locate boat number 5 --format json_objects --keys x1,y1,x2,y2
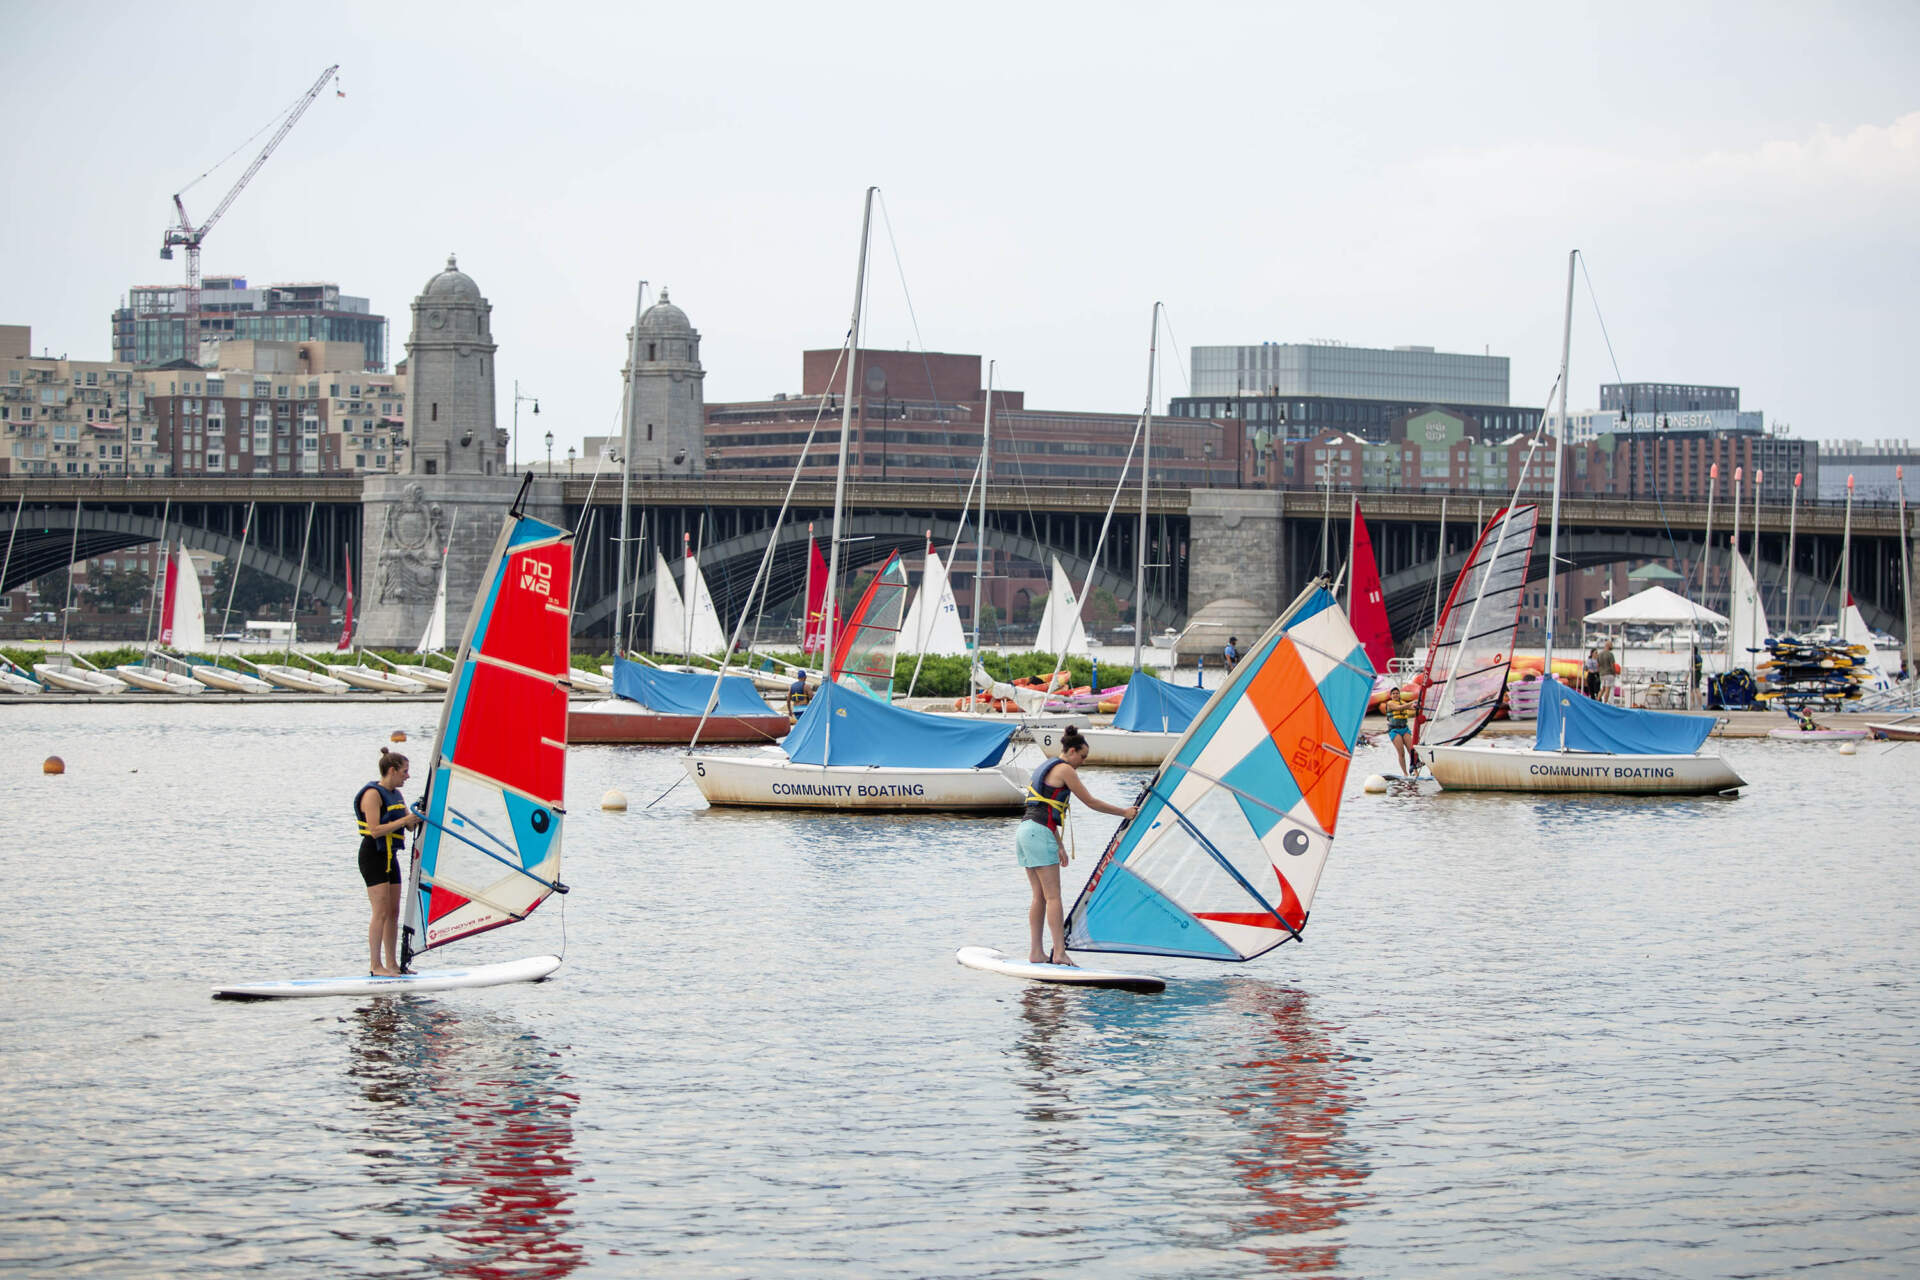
[{"x1": 696, "y1": 762, "x2": 706, "y2": 776}]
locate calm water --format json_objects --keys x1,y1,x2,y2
[{"x1": 2, "y1": 702, "x2": 1917, "y2": 1278}]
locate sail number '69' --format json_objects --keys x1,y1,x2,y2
[{"x1": 518, "y1": 557, "x2": 554, "y2": 598}]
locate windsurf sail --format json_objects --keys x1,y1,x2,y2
[
  {"x1": 1416, "y1": 504, "x2": 1539, "y2": 746},
  {"x1": 800, "y1": 527, "x2": 836, "y2": 654},
  {"x1": 402, "y1": 503, "x2": 572, "y2": 965},
  {"x1": 681, "y1": 534, "x2": 728, "y2": 655},
  {"x1": 1347, "y1": 501, "x2": 1394, "y2": 674},
  {"x1": 650, "y1": 549, "x2": 686, "y2": 654},
  {"x1": 159, "y1": 542, "x2": 206, "y2": 651},
  {"x1": 336, "y1": 547, "x2": 356, "y2": 651},
  {"x1": 830, "y1": 550, "x2": 909, "y2": 699},
  {"x1": 1032, "y1": 556, "x2": 1089, "y2": 657},
  {"x1": 899, "y1": 539, "x2": 970, "y2": 657},
  {"x1": 1065, "y1": 581, "x2": 1373, "y2": 962}
]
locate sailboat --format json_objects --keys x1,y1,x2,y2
[
  {"x1": 1031, "y1": 556, "x2": 1090, "y2": 659},
  {"x1": 683, "y1": 187, "x2": 1028, "y2": 812},
  {"x1": 253, "y1": 503, "x2": 350, "y2": 694},
  {"x1": 1346, "y1": 499, "x2": 1396, "y2": 676},
  {"x1": 32, "y1": 499, "x2": 128, "y2": 694},
  {"x1": 898, "y1": 536, "x2": 969, "y2": 658},
  {"x1": 215, "y1": 486, "x2": 574, "y2": 999},
  {"x1": 679, "y1": 533, "x2": 728, "y2": 656},
  {"x1": 1417, "y1": 251, "x2": 1744, "y2": 796},
  {"x1": 329, "y1": 548, "x2": 430, "y2": 694},
  {"x1": 190, "y1": 505, "x2": 277, "y2": 694},
  {"x1": 959, "y1": 578, "x2": 1374, "y2": 989},
  {"x1": 570, "y1": 656, "x2": 790, "y2": 745},
  {"x1": 115, "y1": 540, "x2": 210, "y2": 693}
]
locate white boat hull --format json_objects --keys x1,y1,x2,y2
[
  {"x1": 1031, "y1": 723, "x2": 1180, "y2": 768},
  {"x1": 331, "y1": 665, "x2": 428, "y2": 694},
  {"x1": 1420, "y1": 742, "x2": 1745, "y2": 795},
  {"x1": 569, "y1": 668, "x2": 613, "y2": 694},
  {"x1": 113, "y1": 665, "x2": 207, "y2": 694},
  {"x1": 0, "y1": 668, "x2": 43, "y2": 693},
  {"x1": 390, "y1": 662, "x2": 454, "y2": 691},
  {"x1": 32, "y1": 665, "x2": 128, "y2": 694},
  {"x1": 682, "y1": 752, "x2": 1027, "y2": 811},
  {"x1": 191, "y1": 664, "x2": 278, "y2": 694},
  {"x1": 255, "y1": 665, "x2": 351, "y2": 694},
  {"x1": 213, "y1": 954, "x2": 562, "y2": 1001},
  {"x1": 1766, "y1": 727, "x2": 1869, "y2": 742},
  {"x1": 1867, "y1": 722, "x2": 1920, "y2": 742}
]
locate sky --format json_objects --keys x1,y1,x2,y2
[{"x1": 6, "y1": 1, "x2": 1918, "y2": 459}]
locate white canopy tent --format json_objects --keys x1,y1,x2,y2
[{"x1": 1582, "y1": 585, "x2": 1727, "y2": 628}]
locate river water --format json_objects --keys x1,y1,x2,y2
[{"x1": 2, "y1": 701, "x2": 1916, "y2": 1278}]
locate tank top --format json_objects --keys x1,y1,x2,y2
[{"x1": 1023, "y1": 757, "x2": 1072, "y2": 831}]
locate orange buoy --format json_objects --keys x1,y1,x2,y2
[
  {"x1": 43, "y1": 756, "x2": 64, "y2": 775},
  {"x1": 389, "y1": 730, "x2": 407, "y2": 742}
]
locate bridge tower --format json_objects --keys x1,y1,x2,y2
[
  {"x1": 357, "y1": 256, "x2": 559, "y2": 647},
  {"x1": 622, "y1": 289, "x2": 705, "y2": 476}
]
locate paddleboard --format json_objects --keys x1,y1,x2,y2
[
  {"x1": 955, "y1": 946, "x2": 1165, "y2": 993},
  {"x1": 213, "y1": 954, "x2": 562, "y2": 1001}
]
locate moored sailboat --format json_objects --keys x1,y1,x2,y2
[{"x1": 569, "y1": 657, "x2": 790, "y2": 745}]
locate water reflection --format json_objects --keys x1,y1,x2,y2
[
  {"x1": 1012, "y1": 978, "x2": 1368, "y2": 1273},
  {"x1": 347, "y1": 999, "x2": 582, "y2": 1278}
]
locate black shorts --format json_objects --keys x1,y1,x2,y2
[{"x1": 358, "y1": 840, "x2": 402, "y2": 887}]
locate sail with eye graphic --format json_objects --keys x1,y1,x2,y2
[
  {"x1": 402, "y1": 502, "x2": 573, "y2": 963},
  {"x1": 1064, "y1": 580, "x2": 1374, "y2": 962}
]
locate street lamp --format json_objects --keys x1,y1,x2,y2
[
  {"x1": 512, "y1": 380, "x2": 540, "y2": 469},
  {"x1": 544, "y1": 430, "x2": 554, "y2": 475},
  {"x1": 1204, "y1": 440, "x2": 1215, "y2": 488},
  {"x1": 566, "y1": 446, "x2": 576, "y2": 478}
]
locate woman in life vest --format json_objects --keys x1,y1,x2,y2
[
  {"x1": 1017, "y1": 726, "x2": 1138, "y2": 967},
  {"x1": 356, "y1": 749, "x2": 422, "y2": 977}
]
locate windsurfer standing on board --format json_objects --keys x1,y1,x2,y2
[
  {"x1": 356, "y1": 749, "x2": 422, "y2": 977},
  {"x1": 1381, "y1": 685, "x2": 1418, "y2": 775},
  {"x1": 1018, "y1": 726, "x2": 1138, "y2": 967}
]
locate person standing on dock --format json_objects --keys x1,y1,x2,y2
[
  {"x1": 355, "y1": 749, "x2": 421, "y2": 978},
  {"x1": 1223, "y1": 636, "x2": 1240, "y2": 673}
]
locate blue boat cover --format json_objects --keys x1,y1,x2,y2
[
  {"x1": 612, "y1": 658, "x2": 779, "y2": 717},
  {"x1": 1534, "y1": 676, "x2": 1714, "y2": 755},
  {"x1": 782, "y1": 680, "x2": 1015, "y2": 768},
  {"x1": 1113, "y1": 670, "x2": 1213, "y2": 733}
]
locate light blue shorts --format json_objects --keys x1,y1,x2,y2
[{"x1": 1015, "y1": 819, "x2": 1061, "y2": 869}]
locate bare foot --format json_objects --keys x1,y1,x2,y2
[{"x1": 1048, "y1": 955, "x2": 1077, "y2": 968}]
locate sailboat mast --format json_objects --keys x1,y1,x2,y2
[
  {"x1": 142, "y1": 499, "x2": 173, "y2": 660},
  {"x1": 613, "y1": 282, "x2": 645, "y2": 655},
  {"x1": 60, "y1": 497, "x2": 82, "y2": 652},
  {"x1": 1132, "y1": 302, "x2": 1160, "y2": 674},
  {"x1": 822, "y1": 187, "x2": 877, "y2": 758},
  {"x1": 973, "y1": 360, "x2": 993, "y2": 658},
  {"x1": 285, "y1": 501, "x2": 316, "y2": 662},
  {"x1": 1785, "y1": 473, "x2": 1800, "y2": 636},
  {"x1": 1542, "y1": 249, "x2": 1576, "y2": 681},
  {"x1": 1727, "y1": 466, "x2": 1742, "y2": 673},
  {"x1": 1432, "y1": 495, "x2": 1447, "y2": 642},
  {"x1": 217, "y1": 502, "x2": 255, "y2": 658},
  {"x1": 1751, "y1": 469, "x2": 1763, "y2": 653},
  {"x1": 1839, "y1": 474, "x2": 1854, "y2": 628},
  {"x1": 1899, "y1": 466, "x2": 1914, "y2": 687}
]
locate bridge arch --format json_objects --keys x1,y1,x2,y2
[{"x1": 574, "y1": 512, "x2": 1185, "y2": 640}]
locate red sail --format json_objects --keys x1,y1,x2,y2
[
  {"x1": 158, "y1": 542, "x2": 180, "y2": 647},
  {"x1": 801, "y1": 532, "x2": 836, "y2": 653},
  {"x1": 336, "y1": 547, "x2": 356, "y2": 651},
  {"x1": 1347, "y1": 503, "x2": 1394, "y2": 674}
]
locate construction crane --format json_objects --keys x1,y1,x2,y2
[{"x1": 159, "y1": 63, "x2": 340, "y2": 354}]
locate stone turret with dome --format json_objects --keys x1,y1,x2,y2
[
  {"x1": 622, "y1": 286, "x2": 706, "y2": 476},
  {"x1": 403, "y1": 254, "x2": 500, "y2": 478}
]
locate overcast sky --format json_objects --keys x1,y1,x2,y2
[{"x1": 7, "y1": 2, "x2": 1917, "y2": 458}]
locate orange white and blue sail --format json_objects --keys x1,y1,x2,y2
[
  {"x1": 1065, "y1": 581, "x2": 1373, "y2": 962},
  {"x1": 402, "y1": 506, "x2": 572, "y2": 964}
]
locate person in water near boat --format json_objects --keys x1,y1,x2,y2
[
  {"x1": 356, "y1": 748, "x2": 422, "y2": 977},
  {"x1": 1018, "y1": 726, "x2": 1138, "y2": 967},
  {"x1": 1381, "y1": 685, "x2": 1417, "y2": 775}
]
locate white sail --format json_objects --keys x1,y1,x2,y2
[
  {"x1": 167, "y1": 544, "x2": 207, "y2": 652},
  {"x1": 899, "y1": 546, "x2": 970, "y2": 657},
  {"x1": 1841, "y1": 598, "x2": 1894, "y2": 688},
  {"x1": 415, "y1": 548, "x2": 449, "y2": 654},
  {"x1": 1032, "y1": 556, "x2": 1089, "y2": 657},
  {"x1": 1728, "y1": 551, "x2": 1770, "y2": 668},
  {"x1": 682, "y1": 549, "x2": 728, "y2": 655},
  {"x1": 651, "y1": 549, "x2": 687, "y2": 654}
]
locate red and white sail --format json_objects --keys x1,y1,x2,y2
[{"x1": 1416, "y1": 505, "x2": 1539, "y2": 746}]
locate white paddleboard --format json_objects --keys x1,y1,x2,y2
[
  {"x1": 213, "y1": 954, "x2": 562, "y2": 1001},
  {"x1": 955, "y1": 946, "x2": 1165, "y2": 993}
]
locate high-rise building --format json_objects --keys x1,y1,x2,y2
[
  {"x1": 111, "y1": 277, "x2": 386, "y2": 371},
  {"x1": 1818, "y1": 440, "x2": 1920, "y2": 503},
  {"x1": 1190, "y1": 341, "x2": 1510, "y2": 404},
  {"x1": 1, "y1": 325, "x2": 160, "y2": 477}
]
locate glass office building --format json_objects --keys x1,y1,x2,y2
[{"x1": 1191, "y1": 341, "x2": 1509, "y2": 406}]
